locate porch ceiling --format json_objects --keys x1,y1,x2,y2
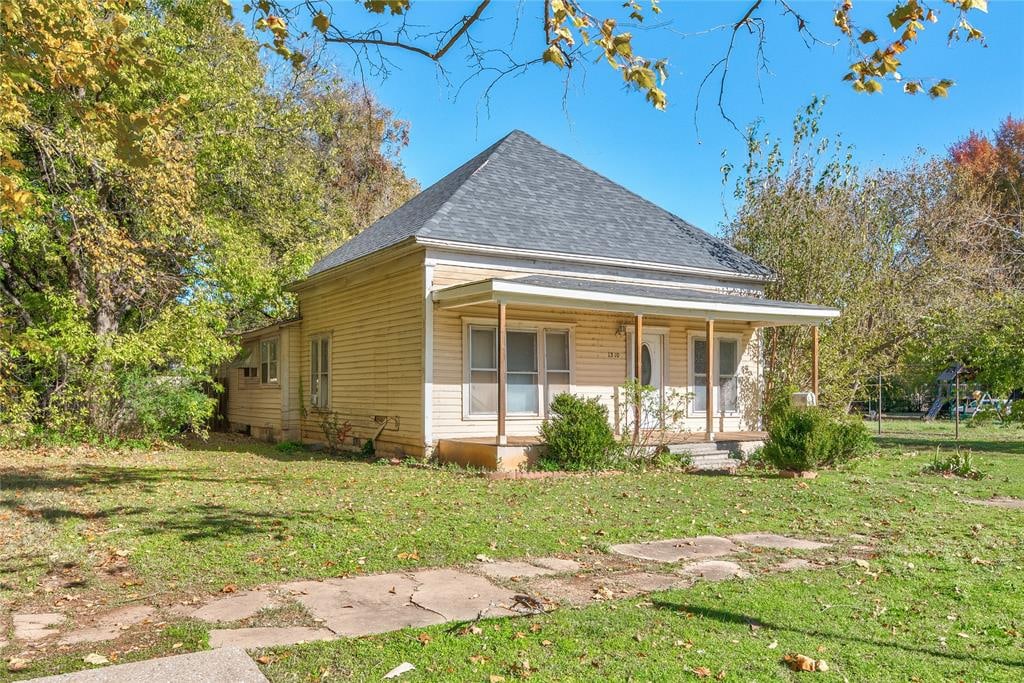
[{"x1": 433, "y1": 275, "x2": 839, "y2": 326}]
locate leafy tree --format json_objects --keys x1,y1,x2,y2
[
  {"x1": 235, "y1": 0, "x2": 992, "y2": 114},
  {"x1": 725, "y1": 99, "x2": 1001, "y2": 412},
  {"x1": 902, "y1": 117, "x2": 1024, "y2": 399},
  {"x1": 0, "y1": 1, "x2": 415, "y2": 440},
  {"x1": 948, "y1": 116, "x2": 1024, "y2": 281}
]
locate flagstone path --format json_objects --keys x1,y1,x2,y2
[{"x1": 10, "y1": 531, "x2": 846, "y2": 682}]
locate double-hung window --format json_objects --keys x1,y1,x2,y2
[
  {"x1": 467, "y1": 325, "x2": 571, "y2": 417},
  {"x1": 310, "y1": 336, "x2": 330, "y2": 409},
  {"x1": 260, "y1": 338, "x2": 278, "y2": 384},
  {"x1": 545, "y1": 331, "x2": 571, "y2": 405},
  {"x1": 692, "y1": 336, "x2": 739, "y2": 413}
]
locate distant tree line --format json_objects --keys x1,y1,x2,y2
[{"x1": 726, "y1": 100, "x2": 1023, "y2": 415}]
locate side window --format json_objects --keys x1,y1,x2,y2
[
  {"x1": 260, "y1": 338, "x2": 278, "y2": 384},
  {"x1": 310, "y1": 336, "x2": 330, "y2": 409}
]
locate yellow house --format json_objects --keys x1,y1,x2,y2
[{"x1": 222, "y1": 131, "x2": 838, "y2": 470}]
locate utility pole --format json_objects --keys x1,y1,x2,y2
[
  {"x1": 954, "y1": 366, "x2": 961, "y2": 441},
  {"x1": 877, "y1": 370, "x2": 883, "y2": 435}
]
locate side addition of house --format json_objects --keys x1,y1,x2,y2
[{"x1": 221, "y1": 130, "x2": 838, "y2": 469}]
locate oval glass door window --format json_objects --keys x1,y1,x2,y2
[{"x1": 640, "y1": 343, "x2": 653, "y2": 385}]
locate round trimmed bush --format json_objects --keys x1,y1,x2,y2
[
  {"x1": 538, "y1": 393, "x2": 622, "y2": 471},
  {"x1": 762, "y1": 404, "x2": 872, "y2": 472}
]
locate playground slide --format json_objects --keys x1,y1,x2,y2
[{"x1": 924, "y1": 397, "x2": 945, "y2": 421}]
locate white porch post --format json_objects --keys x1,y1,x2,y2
[
  {"x1": 497, "y1": 301, "x2": 507, "y2": 446},
  {"x1": 811, "y1": 325, "x2": 820, "y2": 398},
  {"x1": 705, "y1": 318, "x2": 715, "y2": 442},
  {"x1": 633, "y1": 313, "x2": 643, "y2": 442}
]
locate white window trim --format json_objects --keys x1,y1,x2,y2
[
  {"x1": 259, "y1": 337, "x2": 279, "y2": 386},
  {"x1": 309, "y1": 333, "x2": 331, "y2": 411},
  {"x1": 689, "y1": 330, "x2": 743, "y2": 417},
  {"x1": 461, "y1": 318, "x2": 576, "y2": 421}
]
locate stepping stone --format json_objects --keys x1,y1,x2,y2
[
  {"x1": 606, "y1": 571, "x2": 685, "y2": 593},
  {"x1": 729, "y1": 533, "x2": 831, "y2": 550},
  {"x1": 409, "y1": 569, "x2": 519, "y2": 621},
  {"x1": 209, "y1": 626, "x2": 335, "y2": 649},
  {"x1": 530, "y1": 557, "x2": 581, "y2": 573},
  {"x1": 14, "y1": 613, "x2": 65, "y2": 641},
  {"x1": 190, "y1": 590, "x2": 277, "y2": 623},
  {"x1": 285, "y1": 575, "x2": 442, "y2": 637},
  {"x1": 475, "y1": 561, "x2": 558, "y2": 580},
  {"x1": 678, "y1": 560, "x2": 751, "y2": 582},
  {"x1": 965, "y1": 497, "x2": 1024, "y2": 509},
  {"x1": 25, "y1": 646, "x2": 268, "y2": 682},
  {"x1": 610, "y1": 536, "x2": 738, "y2": 563},
  {"x1": 58, "y1": 605, "x2": 155, "y2": 645}
]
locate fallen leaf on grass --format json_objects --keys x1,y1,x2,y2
[
  {"x1": 7, "y1": 657, "x2": 30, "y2": 672},
  {"x1": 417, "y1": 632, "x2": 431, "y2": 645},
  {"x1": 83, "y1": 653, "x2": 108, "y2": 665},
  {"x1": 397, "y1": 550, "x2": 420, "y2": 561},
  {"x1": 221, "y1": 583, "x2": 238, "y2": 593},
  {"x1": 692, "y1": 666, "x2": 712, "y2": 678},
  {"x1": 489, "y1": 676, "x2": 505, "y2": 683},
  {"x1": 783, "y1": 653, "x2": 828, "y2": 672}
]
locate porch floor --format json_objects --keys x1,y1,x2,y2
[
  {"x1": 436, "y1": 431, "x2": 767, "y2": 472},
  {"x1": 443, "y1": 431, "x2": 768, "y2": 448}
]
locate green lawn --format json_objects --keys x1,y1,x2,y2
[{"x1": 2, "y1": 422, "x2": 1022, "y2": 680}]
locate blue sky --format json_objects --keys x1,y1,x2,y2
[{"x1": 319, "y1": 0, "x2": 1023, "y2": 232}]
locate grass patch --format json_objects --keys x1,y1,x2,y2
[{"x1": 1, "y1": 422, "x2": 1022, "y2": 680}]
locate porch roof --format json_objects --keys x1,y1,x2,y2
[{"x1": 432, "y1": 275, "x2": 839, "y2": 326}]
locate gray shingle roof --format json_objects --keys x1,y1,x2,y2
[{"x1": 308, "y1": 130, "x2": 771, "y2": 278}]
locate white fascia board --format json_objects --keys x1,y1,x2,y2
[
  {"x1": 434, "y1": 279, "x2": 840, "y2": 325},
  {"x1": 416, "y1": 237, "x2": 773, "y2": 284}
]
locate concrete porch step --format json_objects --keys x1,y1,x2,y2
[
  {"x1": 686, "y1": 451, "x2": 740, "y2": 471},
  {"x1": 667, "y1": 442, "x2": 734, "y2": 456}
]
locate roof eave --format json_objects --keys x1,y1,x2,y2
[
  {"x1": 286, "y1": 236, "x2": 421, "y2": 292},
  {"x1": 433, "y1": 279, "x2": 839, "y2": 326},
  {"x1": 416, "y1": 237, "x2": 773, "y2": 284}
]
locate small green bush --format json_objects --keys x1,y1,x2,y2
[
  {"x1": 922, "y1": 447, "x2": 982, "y2": 479},
  {"x1": 539, "y1": 393, "x2": 622, "y2": 471},
  {"x1": 761, "y1": 404, "x2": 872, "y2": 472},
  {"x1": 275, "y1": 440, "x2": 304, "y2": 454}
]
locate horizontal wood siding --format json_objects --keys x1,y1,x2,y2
[
  {"x1": 224, "y1": 330, "x2": 283, "y2": 439},
  {"x1": 296, "y1": 250, "x2": 425, "y2": 456},
  {"x1": 431, "y1": 264, "x2": 762, "y2": 442}
]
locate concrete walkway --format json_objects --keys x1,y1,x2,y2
[
  {"x1": 23, "y1": 648, "x2": 267, "y2": 682},
  {"x1": 12, "y1": 531, "x2": 840, "y2": 681}
]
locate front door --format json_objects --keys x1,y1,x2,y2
[{"x1": 628, "y1": 332, "x2": 664, "y2": 429}]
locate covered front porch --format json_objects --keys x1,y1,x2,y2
[{"x1": 431, "y1": 275, "x2": 838, "y2": 471}]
